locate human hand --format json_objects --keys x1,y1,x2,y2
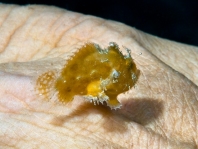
[{"x1": 0, "y1": 4, "x2": 198, "y2": 148}]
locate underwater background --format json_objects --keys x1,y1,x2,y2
[{"x1": 1, "y1": 0, "x2": 198, "y2": 46}]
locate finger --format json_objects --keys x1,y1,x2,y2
[
  {"x1": 0, "y1": 4, "x2": 198, "y2": 148},
  {"x1": 0, "y1": 4, "x2": 83, "y2": 62},
  {"x1": 0, "y1": 70, "x2": 195, "y2": 149},
  {"x1": 134, "y1": 30, "x2": 198, "y2": 86}
]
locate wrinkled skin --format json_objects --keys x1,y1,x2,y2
[{"x1": 0, "y1": 4, "x2": 198, "y2": 149}]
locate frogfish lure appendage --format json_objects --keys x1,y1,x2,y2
[{"x1": 35, "y1": 42, "x2": 140, "y2": 110}]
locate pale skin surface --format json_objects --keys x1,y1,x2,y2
[{"x1": 0, "y1": 4, "x2": 198, "y2": 149}]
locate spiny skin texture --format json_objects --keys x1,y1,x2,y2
[
  {"x1": 36, "y1": 42, "x2": 140, "y2": 109},
  {"x1": 1, "y1": 5, "x2": 198, "y2": 149}
]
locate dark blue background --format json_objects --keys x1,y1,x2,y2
[{"x1": 1, "y1": 0, "x2": 198, "y2": 46}]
